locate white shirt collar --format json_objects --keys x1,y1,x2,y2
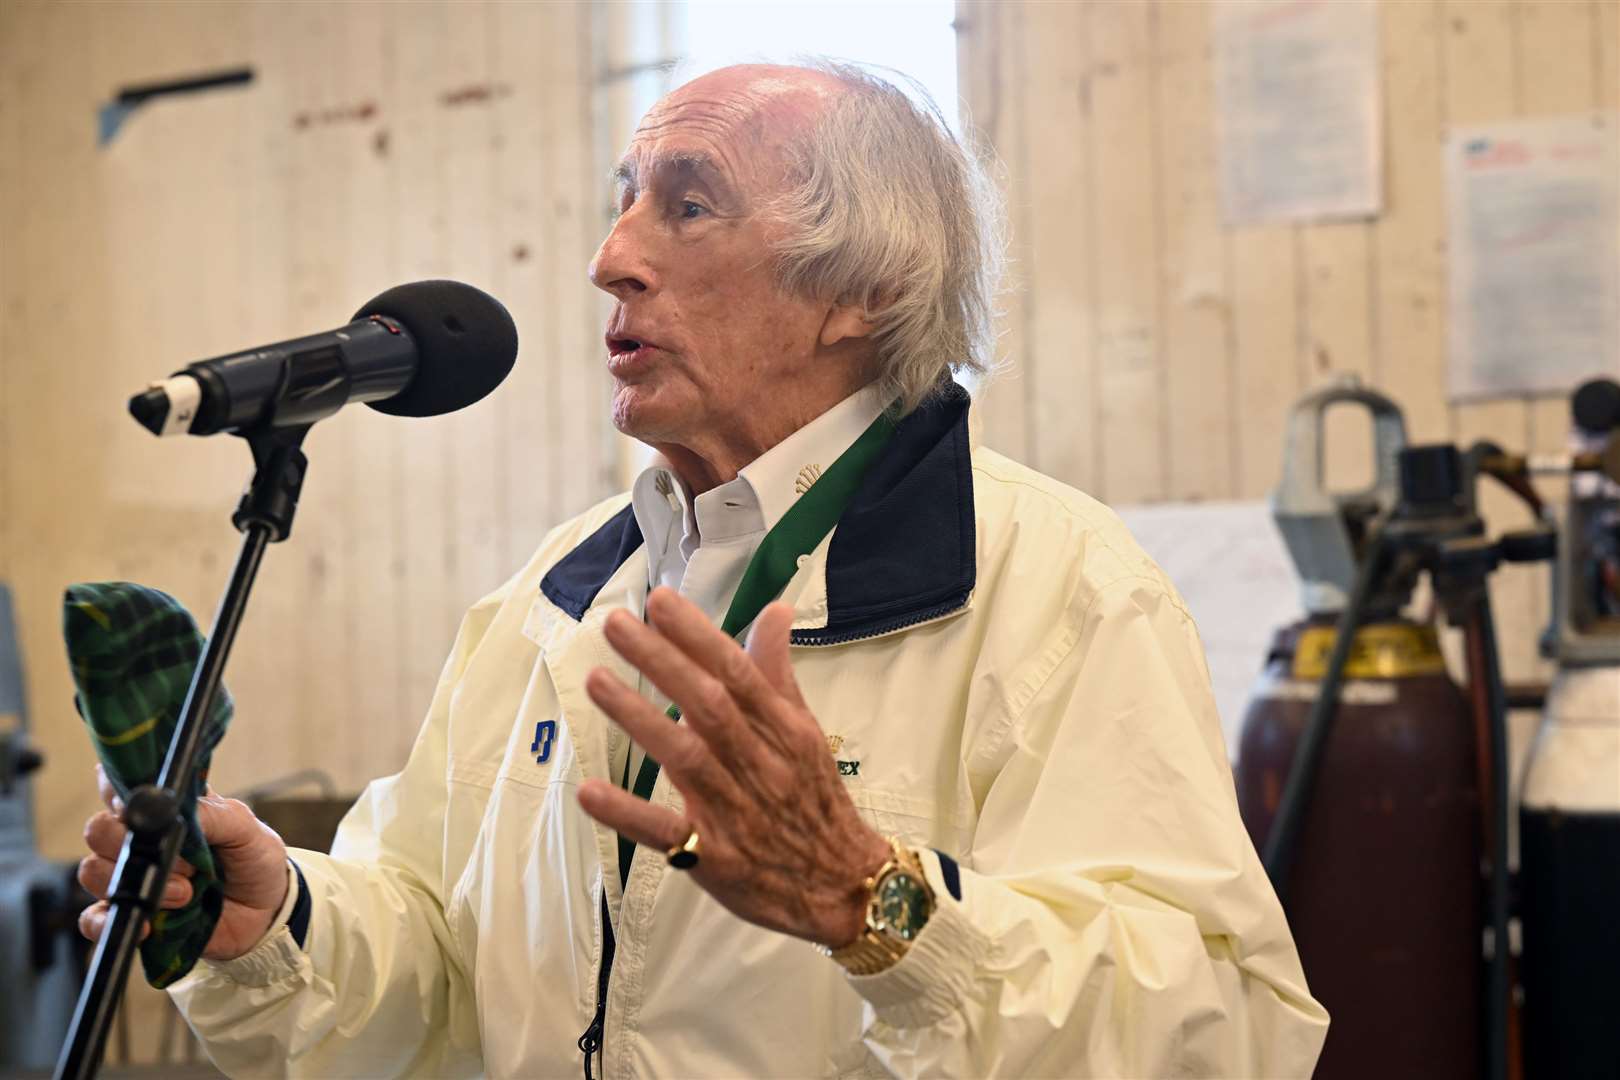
[
  {"x1": 629, "y1": 384, "x2": 887, "y2": 596},
  {"x1": 738, "y1": 383, "x2": 887, "y2": 532}
]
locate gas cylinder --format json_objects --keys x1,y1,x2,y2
[
  {"x1": 1517, "y1": 378, "x2": 1620, "y2": 1080},
  {"x1": 1237, "y1": 619, "x2": 1481, "y2": 1080},
  {"x1": 1234, "y1": 377, "x2": 1483, "y2": 1080}
]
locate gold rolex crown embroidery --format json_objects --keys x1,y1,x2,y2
[
  {"x1": 654, "y1": 470, "x2": 682, "y2": 511},
  {"x1": 795, "y1": 464, "x2": 823, "y2": 496}
]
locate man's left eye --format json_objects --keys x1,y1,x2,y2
[{"x1": 679, "y1": 201, "x2": 707, "y2": 219}]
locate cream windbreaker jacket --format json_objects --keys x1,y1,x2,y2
[{"x1": 171, "y1": 387, "x2": 1329, "y2": 1077}]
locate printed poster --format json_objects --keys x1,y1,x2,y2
[
  {"x1": 1215, "y1": 0, "x2": 1382, "y2": 225},
  {"x1": 1447, "y1": 113, "x2": 1620, "y2": 400}
]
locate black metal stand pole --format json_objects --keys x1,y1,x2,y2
[
  {"x1": 54, "y1": 427, "x2": 309, "y2": 1080},
  {"x1": 1262, "y1": 534, "x2": 1389, "y2": 902},
  {"x1": 1439, "y1": 543, "x2": 1512, "y2": 1080},
  {"x1": 1472, "y1": 600, "x2": 1512, "y2": 1080}
]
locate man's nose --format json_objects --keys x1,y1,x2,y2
[{"x1": 588, "y1": 210, "x2": 652, "y2": 299}]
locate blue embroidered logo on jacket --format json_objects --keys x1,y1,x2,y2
[{"x1": 531, "y1": 719, "x2": 557, "y2": 764}]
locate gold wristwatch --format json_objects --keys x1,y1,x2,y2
[{"x1": 822, "y1": 837, "x2": 935, "y2": 976}]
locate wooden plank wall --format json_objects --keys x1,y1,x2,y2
[
  {"x1": 0, "y1": 0, "x2": 617, "y2": 883},
  {"x1": 959, "y1": 0, "x2": 1620, "y2": 688}
]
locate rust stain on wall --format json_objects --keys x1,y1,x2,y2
[
  {"x1": 291, "y1": 100, "x2": 380, "y2": 131},
  {"x1": 439, "y1": 83, "x2": 513, "y2": 108}
]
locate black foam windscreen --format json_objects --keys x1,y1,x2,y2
[
  {"x1": 355, "y1": 280, "x2": 518, "y2": 417},
  {"x1": 1572, "y1": 378, "x2": 1620, "y2": 435}
]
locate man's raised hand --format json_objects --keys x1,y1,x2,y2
[{"x1": 577, "y1": 588, "x2": 891, "y2": 949}]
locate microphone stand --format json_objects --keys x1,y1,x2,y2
[{"x1": 55, "y1": 423, "x2": 311, "y2": 1080}]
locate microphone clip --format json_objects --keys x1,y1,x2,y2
[{"x1": 230, "y1": 424, "x2": 310, "y2": 543}]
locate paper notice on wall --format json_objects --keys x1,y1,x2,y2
[
  {"x1": 1214, "y1": 0, "x2": 1381, "y2": 225},
  {"x1": 1447, "y1": 113, "x2": 1620, "y2": 400}
]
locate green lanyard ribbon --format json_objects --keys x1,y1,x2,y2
[{"x1": 616, "y1": 409, "x2": 896, "y2": 887}]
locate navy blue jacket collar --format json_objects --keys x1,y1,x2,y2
[{"x1": 538, "y1": 382, "x2": 976, "y2": 645}]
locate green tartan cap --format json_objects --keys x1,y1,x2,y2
[{"x1": 63, "y1": 582, "x2": 231, "y2": 988}]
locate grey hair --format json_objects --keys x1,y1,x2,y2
[{"x1": 764, "y1": 60, "x2": 1005, "y2": 415}]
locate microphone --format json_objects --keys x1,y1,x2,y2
[{"x1": 127, "y1": 280, "x2": 518, "y2": 436}]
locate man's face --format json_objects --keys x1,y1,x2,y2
[{"x1": 588, "y1": 70, "x2": 839, "y2": 454}]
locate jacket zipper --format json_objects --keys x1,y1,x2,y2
[
  {"x1": 789, "y1": 594, "x2": 970, "y2": 647},
  {"x1": 578, "y1": 891, "x2": 616, "y2": 1079}
]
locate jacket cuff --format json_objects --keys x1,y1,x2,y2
[
  {"x1": 192, "y1": 860, "x2": 308, "y2": 986},
  {"x1": 845, "y1": 848, "x2": 991, "y2": 1029},
  {"x1": 286, "y1": 860, "x2": 312, "y2": 948},
  {"x1": 195, "y1": 921, "x2": 307, "y2": 988}
]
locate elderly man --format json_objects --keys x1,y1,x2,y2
[{"x1": 78, "y1": 62, "x2": 1327, "y2": 1076}]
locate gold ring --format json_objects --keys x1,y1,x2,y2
[{"x1": 666, "y1": 827, "x2": 700, "y2": 870}]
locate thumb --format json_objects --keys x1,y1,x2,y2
[
  {"x1": 746, "y1": 602, "x2": 804, "y2": 707},
  {"x1": 194, "y1": 792, "x2": 262, "y2": 851}
]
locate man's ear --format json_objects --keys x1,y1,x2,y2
[{"x1": 818, "y1": 302, "x2": 875, "y2": 348}]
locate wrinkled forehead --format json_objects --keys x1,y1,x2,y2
[{"x1": 615, "y1": 72, "x2": 829, "y2": 198}]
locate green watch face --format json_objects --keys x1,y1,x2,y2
[{"x1": 875, "y1": 871, "x2": 930, "y2": 941}]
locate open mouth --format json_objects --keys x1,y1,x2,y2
[{"x1": 607, "y1": 337, "x2": 658, "y2": 370}]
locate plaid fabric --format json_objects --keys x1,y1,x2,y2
[{"x1": 62, "y1": 582, "x2": 231, "y2": 989}]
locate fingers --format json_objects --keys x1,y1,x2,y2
[
  {"x1": 83, "y1": 794, "x2": 199, "y2": 913},
  {"x1": 577, "y1": 779, "x2": 692, "y2": 852},
  {"x1": 601, "y1": 609, "x2": 755, "y2": 765},
  {"x1": 77, "y1": 855, "x2": 194, "y2": 908},
  {"x1": 95, "y1": 765, "x2": 248, "y2": 854},
  {"x1": 77, "y1": 854, "x2": 111, "y2": 898},
  {"x1": 77, "y1": 901, "x2": 153, "y2": 944},
  {"x1": 96, "y1": 764, "x2": 123, "y2": 813},
  {"x1": 584, "y1": 666, "x2": 723, "y2": 787},
  {"x1": 78, "y1": 768, "x2": 221, "y2": 940},
  {"x1": 84, "y1": 810, "x2": 195, "y2": 875},
  {"x1": 162, "y1": 876, "x2": 193, "y2": 908},
  {"x1": 83, "y1": 809, "x2": 126, "y2": 860},
  {"x1": 78, "y1": 900, "x2": 107, "y2": 943},
  {"x1": 744, "y1": 602, "x2": 806, "y2": 708},
  {"x1": 643, "y1": 589, "x2": 788, "y2": 718},
  {"x1": 194, "y1": 793, "x2": 259, "y2": 850},
  {"x1": 604, "y1": 605, "x2": 732, "y2": 718}
]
